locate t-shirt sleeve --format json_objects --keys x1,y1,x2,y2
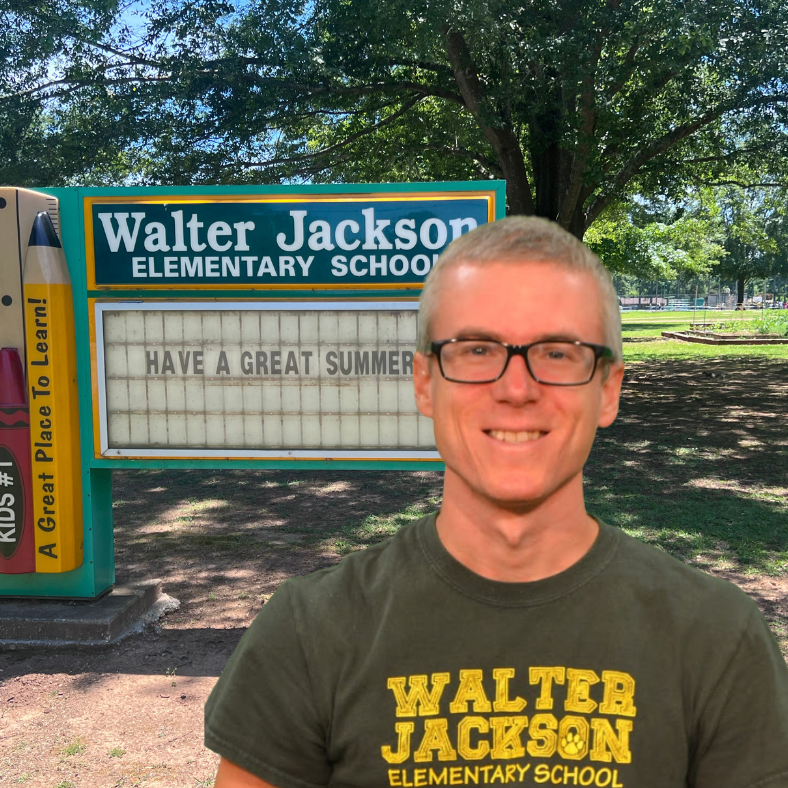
[
  {"x1": 204, "y1": 581, "x2": 331, "y2": 788},
  {"x1": 691, "y1": 604, "x2": 788, "y2": 788}
]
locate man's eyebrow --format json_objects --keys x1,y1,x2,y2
[
  {"x1": 538, "y1": 333, "x2": 584, "y2": 343},
  {"x1": 448, "y1": 329, "x2": 586, "y2": 343},
  {"x1": 452, "y1": 328, "x2": 504, "y2": 340}
]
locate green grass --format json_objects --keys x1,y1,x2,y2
[
  {"x1": 620, "y1": 309, "x2": 746, "y2": 324},
  {"x1": 61, "y1": 737, "x2": 87, "y2": 757},
  {"x1": 623, "y1": 340, "x2": 788, "y2": 362},
  {"x1": 622, "y1": 324, "x2": 691, "y2": 338},
  {"x1": 328, "y1": 500, "x2": 442, "y2": 555},
  {"x1": 620, "y1": 310, "x2": 768, "y2": 328},
  {"x1": 108, "y1": 746, "x2": 126, "y2": 758},
  {"x1": 585, "y1": 477, "x2": 788, "y2": 576},
  {"x1": 619, "y1": 310, "x2": 788, "y2": 361}
]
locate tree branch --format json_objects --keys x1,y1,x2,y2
[
  {"x1": 0, "y1": 74, "x2": 173, "y2": 103},
  {"x1": 588, "y1": 88, "x2": 788, "y2": 228},
  {"x1": 442, "y1": 26, "x2": 534, "y2": 214},
  {"x1": 71, "y1": 37, "x2": 166, "y2": 69},
  {"x1": 236, "y1": 70, "x2": 466, "y2": 106},
  {"x1": 642, "y1": 145, "x2": 774, "y2": 167},
  {"x1": 607, "y1": 38, "x2": 641, "y2": 99},
  {"x1": 421, "y1": 144, "x2": 503, "y2": 177},
  {"x1": 556, "y1": 33, "x2": 602, "y2": 227},
  {"x1": 385, "y1": 58, "x2": 453, "y2": 77},
  {"x1": 703, "y1": 180, "x2": 786, "y2": 188},
  {"x1": 18, "y1": 8, "x2": 168, "y2": 71},
  {"x1": 586, "y1": 106, "x2": 728, "y2": 227},
  {"x1": 223, "y1": 94, "x2": 424, "y2": 170}
]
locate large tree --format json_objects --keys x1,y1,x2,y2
[
  {"x1": 712, "y1": 186, "x2": 788, "y2": 306},
  {"x1": 3, "y1": 0, "x2": 788, "y2": 237}
]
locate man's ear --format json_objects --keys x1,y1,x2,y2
[
  {"x1": 413, "y1": 351, "x2": 434, "y2": 419},
  {"x1": 597, "y1": 361, "x2": 624, "y2": 429}
]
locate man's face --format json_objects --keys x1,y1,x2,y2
[{"x1": 413, "y1": 259, "x2": 624, "y2": 510}]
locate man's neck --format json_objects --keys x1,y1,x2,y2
[{"x1": 435, "y1": 472, "x2": 598, "y2": 583}]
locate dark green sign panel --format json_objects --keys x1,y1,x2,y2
[{"x1": 87, "y1": 192, "x2": 496, "y2": 289}]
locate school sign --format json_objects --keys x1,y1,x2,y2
[
  {"x1": 0, "y1": 182, "x2": 504, "y2": 597},
  {"x1": 86, "y1": 193, "x2": 493, "y2": 288}
]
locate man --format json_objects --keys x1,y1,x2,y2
[{"x1": 205, "y1": 216, "x2": 788, "y2": 788}]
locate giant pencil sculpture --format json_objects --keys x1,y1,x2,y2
[
  {"x1": 23, "y1": 212, "x2": 83, "y2": 572},
  {"x1": 0, "y1": 347, "x2": 36, "y2": 573}
]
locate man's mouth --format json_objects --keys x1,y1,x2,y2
[{"x1": 485, "y1": 429, "x2": 545, "y2": 444}]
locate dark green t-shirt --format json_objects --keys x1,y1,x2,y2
[{"x1": 204, "y1": 516, "x2": 788, "y2": 788}]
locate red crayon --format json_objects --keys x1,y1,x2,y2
[{"x1": 0, "y1": 347, "x2": 35, "y2": 573}]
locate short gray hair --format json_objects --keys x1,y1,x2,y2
[{"x1": 417, "y1": 216, "x2": 622, "y2": 362}]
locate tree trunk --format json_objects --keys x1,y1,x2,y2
[
  {"x1": 442, "y1": 28, "x2": 535, "y2": 216},
  {"x1": 567, "y1": 209, "x2": 586, "y2": 240},
  {"x1": 533, "y1": 140, "x2": 563, "y2": 222},
  {"x1": 737, "y1": 277, "x2": 746, "y2": 308},
  {"x1": 499, "y1": 152, "x2": 536, "y2": 216}
]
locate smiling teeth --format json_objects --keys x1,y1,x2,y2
[{"x1": 488, "y1": 430, "x2": 543, "y2": 444}]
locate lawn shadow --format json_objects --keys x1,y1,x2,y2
[
  {"x1": 588, "y1": 356, "x2": 787, "y2": 572},
  {"x1": 111, "y1": 468, "x2": 443, "y2": 628}
]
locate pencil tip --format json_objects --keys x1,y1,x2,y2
[{"x1": 28, "y1": 211, "x2": 61, "y2": 249}]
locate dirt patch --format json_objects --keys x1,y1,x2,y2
[{"x1": 1, "y1": 357, "x2": 786, "y2": 787}]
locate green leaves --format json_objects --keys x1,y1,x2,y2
[
  {"x1": 713, "y1": 183, "x2": 788, "y2": 290},
  {"x1": 585, "y1": 200, "x2": 726, "y2": 279},
  {"x1": 2, "y1": 0, "x2": 788, "y2": 236}
]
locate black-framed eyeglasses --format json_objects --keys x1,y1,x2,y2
[{"x1": 429, "y1": 339, "x2": 614, "y2": 386}]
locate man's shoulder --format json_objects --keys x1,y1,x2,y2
[{"x1": 602, "y1": 519, "x2": 760, "y2": 624}]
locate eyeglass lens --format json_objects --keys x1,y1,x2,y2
[{"x1": 439, "y1": 341, "x2": 596, "y2": 384}]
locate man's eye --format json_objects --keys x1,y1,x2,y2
[{"x1": 460, "y1": 343, "x2": 493, "y2": 356}]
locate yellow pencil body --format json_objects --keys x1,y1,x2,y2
[{"x1": 23, "y1": 212, "x2": 83, "y2": 572}]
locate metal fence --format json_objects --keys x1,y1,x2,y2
[{"x1": 614, "y1": 277, "x2": 788, "y2": 311}]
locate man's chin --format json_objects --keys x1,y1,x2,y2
[
  {"x1": 447, "y1": 467, "x2": 583, "y2": 514},
  {"x1": 470, "y1": 480, "x2": 553, "y2": 513}
]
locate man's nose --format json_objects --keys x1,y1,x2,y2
[{"x1": 492, "y1": 352, "x2": 540, "y2": 403}]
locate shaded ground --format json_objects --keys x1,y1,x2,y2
[{"x1": 0, "y1": 357, "x2": 786, "y2": 787}]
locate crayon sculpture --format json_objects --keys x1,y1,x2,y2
[
  {"x1": 0, "y1": 188, "x2": 60, "y2": 368},
  {"x1": 23, "y1": 212, "x2": 83, "y2": 573},
  {"x1": 0, "y1": 347, "x2": 36, "y2": 573}
]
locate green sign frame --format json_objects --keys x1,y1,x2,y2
[{"x1": 0, "y1": 181, "x2": 505, "y2": 599}]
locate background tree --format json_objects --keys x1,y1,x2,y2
[
  {"x1": 586, "y1": 180, "x2": 788, "y2": 305},
  {"x1": 713, "y1": 186, "x2": 788, "y2": 306},
  {"x1": 3, "y1": 0, "x2": 788, "y2": 238},
  {"x1": 585, "y1": 197, "x2": 726, "y2": 283},
  {"x1": 0, "y1": 0, "x2": 138, "y2": 184}
]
